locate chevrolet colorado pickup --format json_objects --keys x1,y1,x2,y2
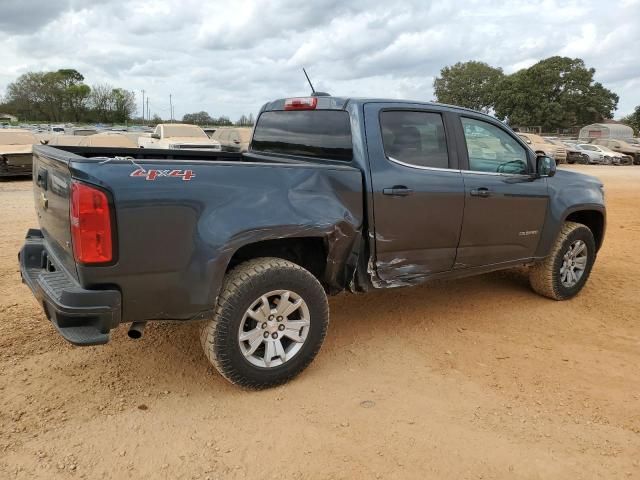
[{"x1": 20, "y1": 96, "x2": 606, "y2": 389}]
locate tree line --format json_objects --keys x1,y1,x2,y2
[
  {"x1": 181, "y1": 111, "x2": 255, "y2": 127},
  {"x1": 0, "y1": 69, "x2": 136, "y2": 123},
  {"x1": 433, "y1": 56, "x2": 628, "y2": 132}
]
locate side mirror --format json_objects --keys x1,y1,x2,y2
[
  {"x1": 151, "y1": 133, "x2": 160, "y2": 139},
  {"x1": 536, "y1": 155, "x2": 556, "y2": 178}
]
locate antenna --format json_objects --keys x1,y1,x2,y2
[
  {"x1": 303, "y1": 68, "x2": 316, "y2": 95},
  {"x1": 302, "y1": 67, "x2": 330, "y2": 97}
]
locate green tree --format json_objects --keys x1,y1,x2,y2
[
  {"x1": 1, "y1": 69, "x2": 141, "y2": 123},
  {"x1": 494, "y1": 57, "x2": 619, "y2": 130},
  {"x1": 214, "y1": 115, "x2": 232, "y2": 126},
  {"x1": 110, "y1": 88, "x2": 137, "y2": 123},
  {"x1": 433, "y1": 61, "x2": 504, "y2": 113},
  {"x1": 620, "y1": 105, "x2": 640, "y2": 134},
  {"x1": 182, "y1": 111, "x2": 214, "y2": 125}
]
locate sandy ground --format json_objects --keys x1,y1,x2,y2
[{"x1": 1, "y1": 165, "x2": 639, "y2": 479}]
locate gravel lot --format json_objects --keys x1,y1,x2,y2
[{"x1": 1, "y1": 166, "x2": 639, "y2": 479}]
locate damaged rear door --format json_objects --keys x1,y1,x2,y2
[{"x1": 364, "y1": 103, "x2": 465, "y2": 285}]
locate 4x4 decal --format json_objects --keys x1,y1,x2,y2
[{"x1": 130, "y1": 168, "x2": 196, "y2": 181}]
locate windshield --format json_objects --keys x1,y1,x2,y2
[
  {"x1": 163, "y1": 125, "x2": 208, "y2": 138},
  {"x1": 580, "y1": 145, "x2": 597, "y2": 151}
]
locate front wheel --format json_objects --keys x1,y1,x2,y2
[
  {"x1": 201, "y1": 257, "x2": 329, "y2": 389},
  {"x1": 529, "y1": 222, "x2": 596, "y2": 300}
]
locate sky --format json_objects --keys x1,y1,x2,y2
[{"x1": 1, "y1": 0, "x2": 639, "y2": 121}]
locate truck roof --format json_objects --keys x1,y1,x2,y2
[{"x1": 261, "y1": 95, "x2": 500, "y2": 120}]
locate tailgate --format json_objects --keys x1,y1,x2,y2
[{"x1": 32, "y1": 148, "x2": 78, "y2": 280}]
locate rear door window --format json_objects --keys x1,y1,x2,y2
[
  {"x1": 252, "y1": 110, "x2": 352, "y2": 161},
  {"x1": 379, "y1": 111, "x2": 449, "y2": 169}
]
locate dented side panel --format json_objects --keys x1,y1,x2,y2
[{"x1": 65, "y1": 158, "x2": 363, "y2": 323}]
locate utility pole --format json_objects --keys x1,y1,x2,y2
[
  {"x1": 146, "y1": 97, "x2": 150, "y2": 123},
  {"x1": 141, "y1": 89, "x2": 145, "y2": 124},
  {"x1": 169, "y1": 94, "x2": 173, "y2": 122}
]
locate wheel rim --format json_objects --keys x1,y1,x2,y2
[
  {"x1": 560, "y1": 240, "x2": 588, "y2": 288},
  {"x1": 238, "y1": 290, "x2": 310, "y2": 368}
]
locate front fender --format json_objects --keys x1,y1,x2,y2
[{"x1": 535, "y1": 169, "x2": 605, "y2": 257}]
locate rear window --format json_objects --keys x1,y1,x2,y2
[{"x1": 251, "y1": 110, "x2": 352, "y2": 161}]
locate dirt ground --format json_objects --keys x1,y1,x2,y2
[{"x1": 1, "y1": 165, "x2": 639, "y2": 479}]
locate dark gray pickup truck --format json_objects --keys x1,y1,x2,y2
[{"x1": 20, "y1": 96, "x2": 606, "y2": 388}]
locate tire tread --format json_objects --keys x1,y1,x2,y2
[
  {"x1": 200, "y1": 257, "x2": 328, "y2": 389},
  {"x1": 529, "y1": 221, "x2": 592, "y2": 300}
]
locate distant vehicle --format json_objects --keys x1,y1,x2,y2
[
  {"x1": 72, "y1": 128, "x2": 98, "y2": 136},
  {"x1": 138, "y1": 123, "x2": 221, "y2": 151},
  {"x1": 47, "y1": 135, "x2": 86, "y2": 146},
  {"x1": 584, "y1": 143, "x2": 633, "y2": 165},
  {"x1": 0, "y1": 129, "x2": 39, "y2": 177},
  {"x1": 576, "y1": 144, "x2": 609, "y2": 164},
  {"x1": 592, "y1": 138, "x2": 640, "y2": 165},
  {"x1": 20, "y1": 95, "x2": 606, "y2": 389},
  {"x1": 559, "y1": 141, "x2": 589, "y2": 164},
  {"x1": 78, "y1": 132, "x2": 138, "y2": 148},
  {"x1": 517, "y1": 133, "x2": 563, "y2": 163},
  {"x1": 50, "y1": 125, "x2": 65, "y2": 134},
  {"x1": 210, "y1": 127, "x2": 252, "y2": 152},
  {"x1": 545, "y1": 137, "x2": 579, "y2": 164}
]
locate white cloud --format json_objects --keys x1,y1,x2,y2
[{"x1": 0, "y1": 0, "x2": 638, "y2": 119}]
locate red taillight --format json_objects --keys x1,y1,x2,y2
[
  {"x1": 284, "y1": 97, "x2": 317, "y2": 110},
  {"x1": 70, "y1": 181, "x2": 113, "y2": 264}
]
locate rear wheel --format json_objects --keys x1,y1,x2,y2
[
  {"x1": 201, "y1": 257, "x2": 329, "y2": 389},
  {"x1": 529, "y1": 222, "x2": 596, "y2": 300}
]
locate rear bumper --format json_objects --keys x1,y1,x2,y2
[{"x1": 19, "y1": 229, "x2": 121, "y2": 345}]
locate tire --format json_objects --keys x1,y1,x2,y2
[
  {"x1": 200, "y1": 257, "x2": 329, "y2": 389},
  {"x1": 529, "y1": 222, "x2": 596, "y2": 300}
]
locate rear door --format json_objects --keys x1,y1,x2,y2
[
  {"x1": 454, "y1": 115, "x2": 549, "y2": 268},
  {"x1": 364, "y1": 103, "x2": 465, "y2": 283}
]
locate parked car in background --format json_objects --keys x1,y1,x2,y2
[
  {"x1": 517, "y1": 133, "x2": 564, "y2": 163},
  {"x1": 584, "y1": 143, "x2": 633, "y2": 165},
  {"x1": 577, "y1": 144, "x2": 610, "y2": 164},
  {"x1": 138, "y1": 123, "x2": 222, "y2": 151},
  {"x1": 72, "y1": 128, "x2": 98, "y2": 136},
  {"x1": 544, "y1": 138, "x2": 577, "y2": 164},
  {"x1": 78, "y1": 132, "x2": 138, "y2": 148},
  {"x1": 560, "y1": 141, "x2": 589, "y2": 164},
  {"x1": 0, "y1": 129, "x2": 39, "y2": 177},
  {"x1": 47, "y1": 135, "x2": 86, "y2": 146},
  {"x1": 210, "y1": 127, "x2": 252, "y2": 152},
  {"x1": 592, "y1": 138, "x2": 640, "y2": 165}
]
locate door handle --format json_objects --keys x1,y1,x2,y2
[
  {"x1": 383, "y1": 186, "x2": 414, "y2": 196},
  {"x1": 470, "y1": 187, "x2": 491, "y2": 198}
]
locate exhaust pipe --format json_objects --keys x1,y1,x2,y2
[{"x1": 128, "y1": 321, "x2": 147, "y2": 339}]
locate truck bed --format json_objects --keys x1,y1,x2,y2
[{"x1": 26, "y1": 145, "x2": 364, "y2": 343}]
